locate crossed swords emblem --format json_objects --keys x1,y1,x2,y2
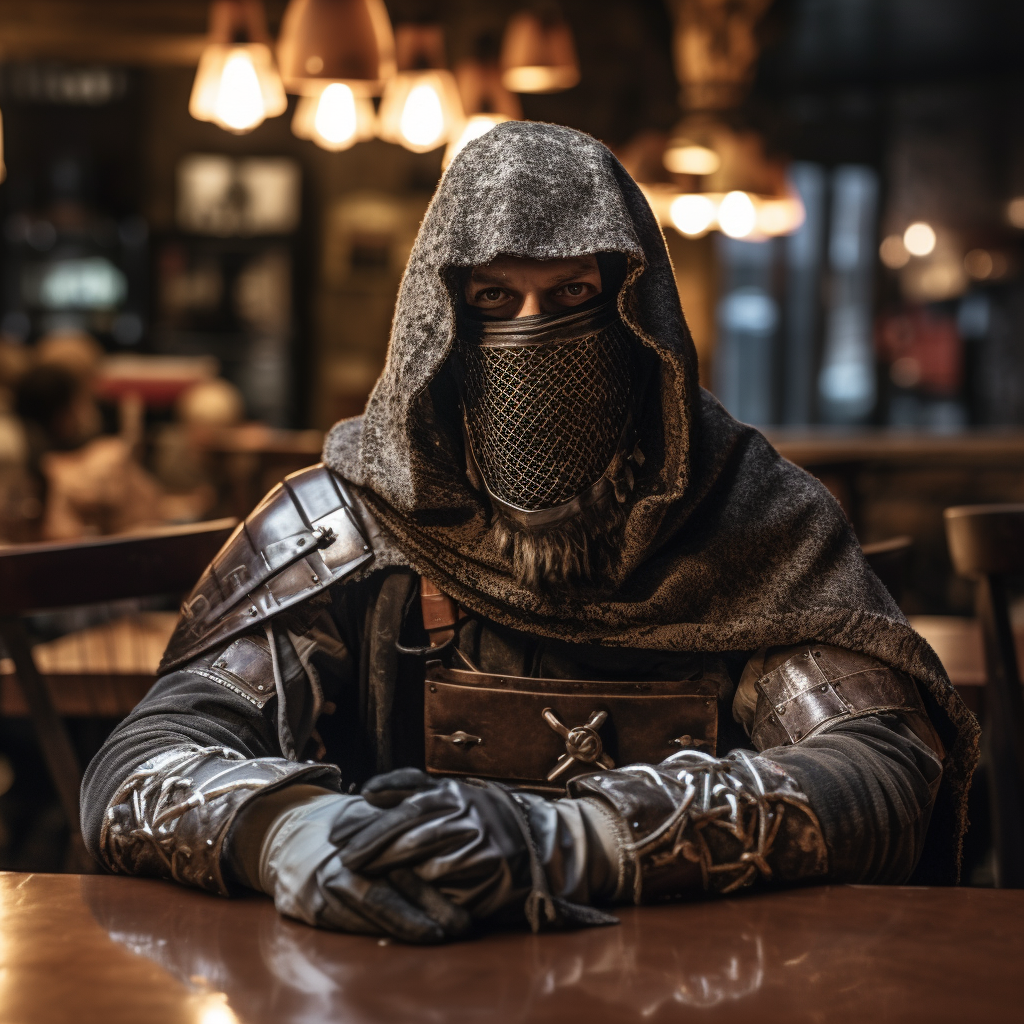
[{"x1": 541, "y1": 707, "x2": 615, "y2": 782}]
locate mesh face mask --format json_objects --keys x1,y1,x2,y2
[{"x1": 458, "y1": 298, "x2": 638, "y2": 528}]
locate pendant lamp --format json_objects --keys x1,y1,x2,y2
[
  {"x1": 377, "y1": 24, "x2": 463, "y2": 154},
  {"x1": 443, "y1": 57, "x2": 522, "y2": 168},
  {"x1": 500, "y1": 10, "x2": 580, "y2": 94},
  {"x1": 277, "y1": 0, "x2": 396, "y2": 96},
  {"x1": 292, "y1": 83, "x2": 376, "y2": 151},
  {"x1": 189, "y1": 0, "x2": 287, "y2": 134}
]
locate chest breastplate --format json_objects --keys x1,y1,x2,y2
[{"x1": 419, "y1": 578, "x2": 718, "y2": 793}]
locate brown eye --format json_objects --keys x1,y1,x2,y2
[
  {"x1": 565, "y1": 283, "x2": 585, "y2": 296},
  {"x1": 482, "y1": 288, "x2": 504, "y2": 302}
]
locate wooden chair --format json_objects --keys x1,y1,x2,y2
[
  {"x1": 944, "y1": 504, "x2": 1024, "y2": 888},
  {"x1": 0, "y1": 518, "x2": 236, "y2": 865},
  {"x1": 862, "y1": 535, "x2": 913, "y2": 607}
]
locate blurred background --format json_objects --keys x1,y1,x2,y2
[{"x1": 0, "y1": 0, "x2": 1021, "y2": 876}]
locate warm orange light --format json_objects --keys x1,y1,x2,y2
[
  {"x1": 663, "y1": 143, "x2": 720, "y2": 176},
  {"x1": 756, "y1": 195, "x2": 805, "y2": 237},
  {"x1": 378, "y1": 70, "x2": 464, "y2": 153},
  {"x1": 879, "y1": 234, "x2": 910, "y2": 269},
  {"x1": 277, "y1": 0, "x2": 396, "y2": 96},
  {"x1": 903, "y1": 222, "x2": 936, "y2": 257},
  {"x1": 669, "y1": 194, "x2": 716, "y2": 237},
  {"x1": 291, "y1": 82, "x2": 375, "y2": 150},
  {"x1": 189, "y1": 2, "x2": 286, "y2": 134},
  {"x1": 718, "y1": 191, "x2": 757, "y2": 239},
  {"x1": 500, "y1": 11, "x2": 580, "y2": 93}
]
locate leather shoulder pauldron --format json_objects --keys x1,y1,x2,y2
[{"x1": 159, "y1": 463, "x2": 374, "y2": 673}]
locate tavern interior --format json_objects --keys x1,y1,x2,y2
[{"x1": 0, "y1": 0, "x2": 1021, "y2": 906}]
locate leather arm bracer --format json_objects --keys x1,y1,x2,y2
[
  {"x1": 569, "y1": 751, "x2": 828, "y2": 903},
  {"x1": 98, "y1": 746, "x2": 341, "y2": 895},
  {"x1": 743, "y1": 644, "x2": 939, "y2": 754},
  {"x1": 566, "y1": 645, "x2": 936, "y2": 904}
]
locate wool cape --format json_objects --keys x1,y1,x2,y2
[{"x1": 323, "y1": 120, "x2": 978, "y2": 881}]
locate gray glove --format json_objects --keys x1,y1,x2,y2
[
  {"x1": 232, "y1": 786, "x2": 471, "y2": 944},
  {"x1": 341, "y1": 769, "x2": 622, "y2": 932}
]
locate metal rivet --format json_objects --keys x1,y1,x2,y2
[
  {"x1": 249, "y1": 606, "x2": 258, "y2": 616},
  {"x1": 257, "y1": 685, "x2": 264, "y2": 691},
  {"x1": 206, "y1": 839, "x2": 214, "y2": 846},
  {"x1": 429, "y1": 685, "x2": 437, "y2": 693},
  {"x1": 297, "y1": 538, "x2": 305, "y2": 547},
  {"x1": 312, "y1": 574, "x2": 319, "y2": 583},
  {"x1": 778, "y1": 706, "x2": 786, "y2": 715},
  {"x1": 820, "y1": 684, "x2": 827, "y2": 692}
]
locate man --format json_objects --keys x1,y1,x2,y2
[{"x1": 82, "y1": 122, "x2": 977, "y2": 944}]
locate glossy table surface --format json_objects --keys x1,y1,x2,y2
[{"x1": 2, "y1": 873, "x2": 1022, "y2": 1023}]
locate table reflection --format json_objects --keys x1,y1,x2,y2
[{"x1": 83, "y1": 878, "x2": 780, "y2": 1023}]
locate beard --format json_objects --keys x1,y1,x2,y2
[
  {"x1": 489, "y1": 445, "x2": 637, "y2": 593},
  {"x1": 491, "y1": 495, "x2": 627, "y2": 593}
]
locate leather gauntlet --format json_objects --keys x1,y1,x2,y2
[
  {"x1": 99, "y1": 745, "x2": 340, "y2": 895},
  {"x1": 568, "y1": 750, "x2": 828, "y2": 904}
]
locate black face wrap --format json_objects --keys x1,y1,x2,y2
[{"x1": 458, "y1": 299, "x2": 637, "y2": 515}]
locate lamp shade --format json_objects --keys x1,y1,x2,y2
[
  {"x1": 189, "y1": 1, "x2": 286, "y2": 134},
  {"x1": 500, "y1": 11, "x2": 580, "y2": 94},
  {"x1": 377, "y1": 69, "x2": 464, "y2": 154},
  {"x1": 277, "y1": 0, "x2": 396, "y2": 95},
  {"x1": 189, "y1": 43, "x2": 288, "y2": 132},
  {"x1": 291, "y1": 82, "x2": 376, "y2": 151}
]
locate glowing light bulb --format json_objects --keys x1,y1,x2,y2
[
  {"x1": 903, "y1": 222, "x2": 936, "y2": 257},
  {"x1": 315, "y1": 83, "x2": 358, "y2": 145},
  {"x1": 291, "y1": 84, "x2": 374, "y2": 151},
  {"x1": 669, "y1": 194, "x2": 716, "y2": 237},
  {"x1": 213, "y1": 48, "x2": 266, "y2": 133},
  {"x1": 718, "y1": 191, "x2": 757, "y2": 239},
  {"x1": 400, "y1": 82, "x2": 445, "y2": 150}
]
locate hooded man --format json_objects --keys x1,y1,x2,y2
[{"x1": 82, "y1": 123, "x2": 978, "y2": 945}]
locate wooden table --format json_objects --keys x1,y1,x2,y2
[{"x1": 3, "y1": 872, "x2": 1021, "y2": 1023}]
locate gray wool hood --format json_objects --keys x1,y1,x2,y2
[{"x1": 324, "y1": 121, "x2": 976, "y2": 880}]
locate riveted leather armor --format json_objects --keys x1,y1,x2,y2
[
  {"x1": 747, "y1": 644, "x2": 932, "y2": 751},
  {"x1": 160, "y1": 464, "x2": 374, "y2": 674}
]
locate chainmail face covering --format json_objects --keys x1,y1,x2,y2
[{"x1": 459, "y1": 300, "x2": 635, "y2": 513}]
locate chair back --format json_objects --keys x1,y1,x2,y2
[
  {"x1": 944, "y1": 504, "x2": 1024, "y2": 887},
  {"x1": 0, "y1": 518, "x2": 237, "y2": 616},
  {"x1": 0, "y1": 518, "x2": 235, "y2": 860}
]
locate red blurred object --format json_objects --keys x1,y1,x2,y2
[
  {"x1": 92, "y1": 356, "x2": 218, "y2": 408},
  {"x1": 876, "y1": 307, "x2": 963, "y2": 395}
]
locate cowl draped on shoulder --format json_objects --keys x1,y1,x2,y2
[{"x1": 323, "y1": 120, "x2": 977, "y2": 880}]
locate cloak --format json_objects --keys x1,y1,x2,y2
[{"x1": 323, "y1": 120, "x2": 978, "y2": 880}]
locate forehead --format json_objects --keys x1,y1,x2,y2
[{"x1": 468, "y1": 254, "x2": 599, "y2": 281}]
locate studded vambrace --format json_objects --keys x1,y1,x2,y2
[
  {"x1": 99, "y1": 746, "x2": 340, "y2": 895},
  {"x1": 568, "y1": 749, "x2": 829, "y2": 904}
]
